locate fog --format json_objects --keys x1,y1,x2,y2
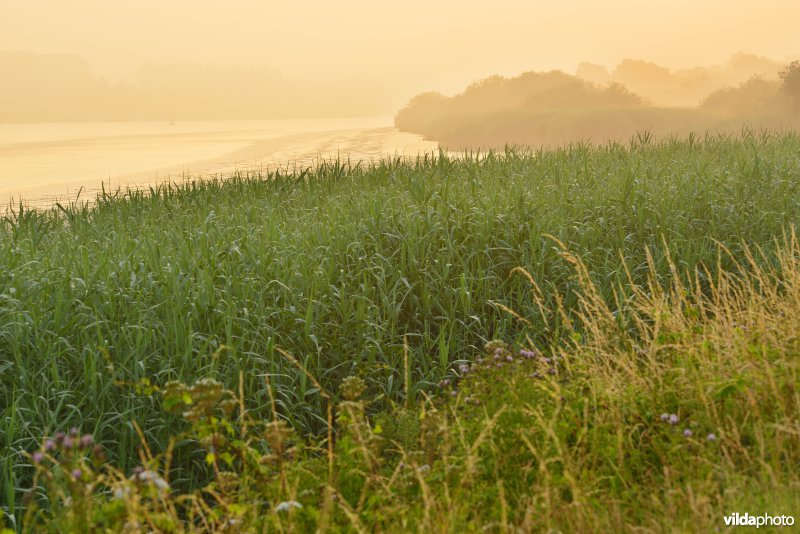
[
  {"x1": 394, "y1": 57, "x2": 800, "y2": 149},
  {"x1": 0, "y1": 51, "x2": 395, "y2": 121},
  {"x1": 1, "y1": 0, "x2": 799, "y2": 122}
]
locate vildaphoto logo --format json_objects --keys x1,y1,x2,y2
[{"x1": 723, "y1": 513, "x2": 795, "y2": 528}]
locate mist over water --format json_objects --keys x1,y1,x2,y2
[{"x1": 0, "y1": 118, "x2": 439, "y2": 207}]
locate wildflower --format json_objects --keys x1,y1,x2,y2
[
  {"x1": 547, "y1": 368, "x2": 556, "y2": 375},
  {"x1": 441, "y1": 379, "x2": 450, "y2": 387},
  {"x1": 132, "y1": 469, "x2": 170, "y2": 491},
  {"x1": 80, "y1": 435, "x2": 93, "y2": 448},
  {"x1": 71, "y1": 469, "x2": 82, "y2": 480},
  {"x1": 44, "y1": 439, "x2": 56, "y2": 452},
  {"x1": 450, "y1": 390, "x2": 457, "y2": 397},
  {"x1": 418, "y1": 464, "x2": 430, "y2": 474},
  {"x1": 458, "y1": 363, "x2": 470, "y2": 374},
  {"x1": 62, "y1": 437, "x2": 74, "y2": 449},
  {"x1": 683, "y1": 429, "x2": 693, "y2": 437},
  {"x1": 32, "y1": 452, "x2": 44, "y2": 464},
  {"x1": 668, "y1": 414, "x2": 679, "y2": 425},
  {"x1": 69, "y1": 427, "x2": 79, "y2": 437},
  {"x1": 519, "y1": 349, "x2": 536, "y2": 359},
  {"x1": 505, "y1": 355, "x2": 514, "y2": 362},
  {"x1": 660, "y1": 413, "x2": 670, "y2": 422},
  {"x1": 113, "y1": 486, "x2": 131, "y2": 500},
  {"x1": 54, "y1": 432, "x2": 66, "y2": 441},
  {"x1": 275, "y1": 500, "x2": 302, "y2": 512},
  {"x1": 707, "y1": 433, "x2": 717, "y2": 441}
]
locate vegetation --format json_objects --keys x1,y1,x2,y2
[
  {"x1": 2, "y1": 131, "x2": 800, "y2": 530},
  {"x1": 780, "y1": 60, "x2": 800, "y2": 112},
  {"x1": 395, "y1": 61, "x2": 799, "y2": 149}
]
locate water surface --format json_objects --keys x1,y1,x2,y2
[{"x1": 0, "y1": 117, "x2": 439, "y2": 207}]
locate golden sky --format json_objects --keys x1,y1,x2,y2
[{"x1": 1, "y1": 0, "x2": 799, "y2": 115}]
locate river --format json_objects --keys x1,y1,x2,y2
[{"x1": 0, "y1": 117, "x2": 440, "y2": 208}]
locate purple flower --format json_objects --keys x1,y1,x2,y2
[
  {"x1": 32, "y1": 452, "x2": 44, "y2": 464},
  {"x1": 660, "y1": 413, "x2": 670, "y2": 422},
  {"x1": 441, "y1": 379, "x2": 450, "y2": 387},
  {"x1": 683, "y1": 429, "x2": 693, "y2": 438},
  {"x1": 668, "y1": 414, "x2": 679, "y2": 425},
  {"x1": 450, "y1": 390, "x2": 457, "y2": 397},
  {"x1": 54, "y1": 432, "x2": 66, "y2": 441},
  {"x1": 62, "y1": 437, "x2": 74, "y2": 450},
  {"x1": 706, "y1": 433, "x2": 717, "y2": 442},
  {"x1": 519, "y1": 349, "x2": 536, "y2": 359},
  {"x1": 69, "y1": 427, "x2": 79, "y2": 437},
  {"x1": 44, "y1": 440, "x2": 56, "y2": 452},
  {"x1": 80, "y1": 435, "x2": 94, "y2": 448},
  {"x1": 71, "y1": 469, "x2": 83, "y2": 480},
  {"x1": 458, "y1": 364, "x2": 470, "y2": 374},
  {"x1": 505, "y1": 355, "x2": 514, "y2": 362}
]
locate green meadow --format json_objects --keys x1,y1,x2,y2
[{"x1": 2, "y1": 131, "x2": 800, "y2": 531}]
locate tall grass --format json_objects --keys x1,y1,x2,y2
[
  {"x1": 2, "y1": 131, "x2": 800, "y2": 520},
  {"x1": 16, "y1": 228, "x2": 800, "y2": 532}
]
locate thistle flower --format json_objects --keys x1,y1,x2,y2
[
  {"x1": 32, "y1": 452, "x2": 44, "y2": 464},
  {"x1": 458, "y1": 363, "x2": 470, "y2": 374},
  {"x1": 62, "y1": 437, "x2": 74, "y2": 450},
  {"x1": 44, "y1": 439, "x2": 56, "y2": 452},
  {"x1": 706, "y1": 433, "x2": 717, "y2": 441},
  {"x1": 80, "y1": 435, "x2": 94, "y2": 448},
  {"x1": 71, "y1": 469, "x2": 82, "y2": 480},
  {"x1": 683, "y1": 429, "x2": 693, "y2": 437},
  {"x1": 660, "y1": 413, "x2": 670, "y2": 422},
  {"x1": 505, "y1": 355, "x2": 514, "y2": 362},
  {"x1": 668, "y1": 414, "x2": 679, "y2": 425}
]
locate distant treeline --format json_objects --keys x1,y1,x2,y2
[
  {"x1": 395, "y1": 55, "x2": 800, "y2": 149},
  {"x1": 0, "y1": 51, "x2": 392, "y2": 122}
]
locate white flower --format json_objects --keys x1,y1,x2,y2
[
  {"x1": 275, "y1": 500, "x2": 303, "y2": 512},
  {"x1": 131, "y1": 469, "x2": 170, "y2": 491}
]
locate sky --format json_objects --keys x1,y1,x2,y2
[{"x1": 1, "y1": 0, "x2": 799, "y2": 116}]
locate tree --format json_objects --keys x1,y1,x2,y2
[{"x1": 779, "y1": 60, "x2": 800, "y2": 112}]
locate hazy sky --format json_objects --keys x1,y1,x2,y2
[{"x1": 2, "y1": 0, "x2": 799, "y2": 99}]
